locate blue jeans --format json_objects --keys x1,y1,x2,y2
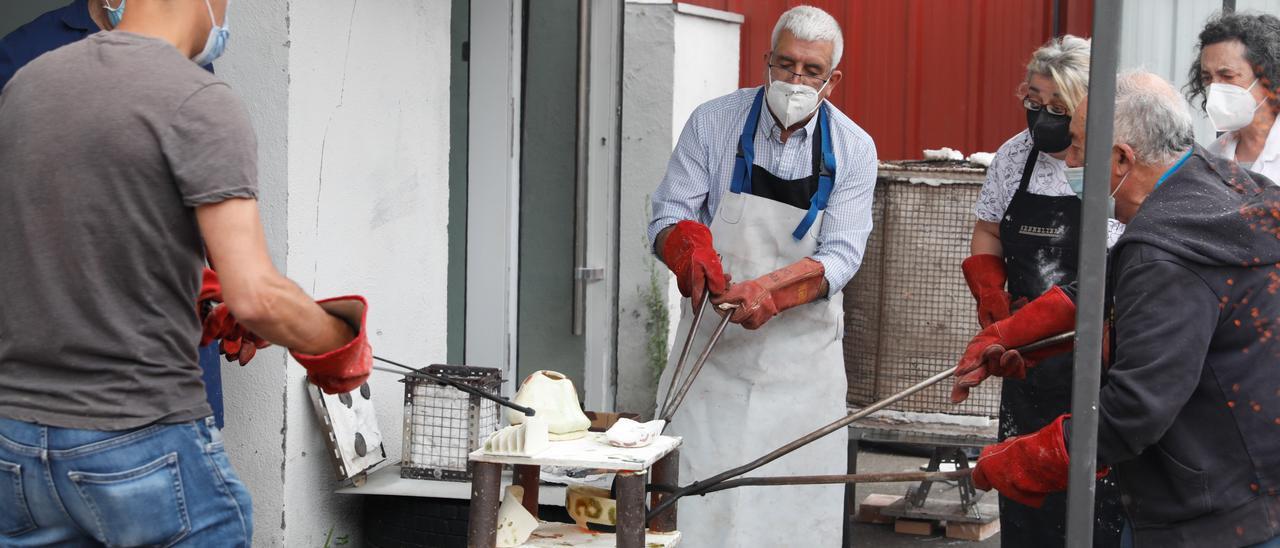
[{"x1": 0, "y1": 416, "x2": 252, "y2": 547}]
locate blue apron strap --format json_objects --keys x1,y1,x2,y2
[
  {"x1": 731, "y1": 88, "x2": 766, "y2": 195},
  {"x1": 792, "y1": 103, "x2": 837, "y2": 240}
]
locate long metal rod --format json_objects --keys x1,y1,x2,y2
[
  {"x1": 1067, "y1": 2, "x2": 1121, "y2": 546},
  {"x1": 570, "y1": 0, "x2": 593, "y2": 336},
  {"x1": 660, "y1": 311, "x2": 733, "y2": 423},
  {"x1": 647, "y1": 332, "x2": 1071, "y2": 519},
  {"x1": 649, "y1": 470, "x2": 971, "y2": 495},
  {"x1": 371, "y1": 357, "x2": 536, "y2": 416},
  {"x1": 658, "y1": 294, "x2": 710, "y2": 419}
]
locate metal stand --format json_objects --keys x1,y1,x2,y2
[{"x1": 904, "y1": 447, "x2": 978, "y2": 514}]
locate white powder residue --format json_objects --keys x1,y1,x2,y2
[{"x1": 859, "y1": 408, "x2": 995, "y2": 428}]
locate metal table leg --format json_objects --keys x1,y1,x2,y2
[
  {"x1": 467, "y1": 462, "x2": 503, "y2": 548},
  {"x1": 843, "y1": 436, "x2": 860, "y2": 548},
  {"x1": 513, "y1": 464, "x2": 541, "y2": 516},
  {"x1": 648, "y1": 450, "x2": 680, "y2": 532},
  {"x1": 615, "y1": 471, "x2": 647, "y2": 548}
]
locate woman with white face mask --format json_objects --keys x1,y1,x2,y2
[{"x1": 1188, "y1": 11, "x2": 1280, "y2": 182}]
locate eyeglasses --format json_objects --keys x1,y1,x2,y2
[
  {"x1": 1023, "y1": 97, "x2": 1069, "y2": 116},
  {"x1": 768, "y1": 63, "x2": 829, "y2": 88}
]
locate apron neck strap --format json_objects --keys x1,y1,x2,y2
[
  {"x1": 731, "y1": 88, "x2": 766, "y2": 195},
  {"x1": 791, "y1": 103, "x2": 836, "y2": 240},
  {"x1": 1018, "y1": 146, "x2": 1041, "y2": 194}
]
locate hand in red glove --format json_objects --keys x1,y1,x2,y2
[
  {"x1": 972, "y1": 414, "x2": 1071, "y2": 508},
  {"x1": 291, "y1": 296, "x2": 372, "y2": 394},
  {"x1": 962, "y1": 254, "x2": 1012, "y2": 328},
  {"x1": 662, "y1": 221, "x2": 728, "y2": 306},
  {"x1": 198, "y1": 268, "x2": 271, "y2": 366},
  {"x1": 950, "y1": 285, "x2": 1075, "y2": 403},
  {"x1": 711, "y1": 258, "x2": 826, "y2": 330}
]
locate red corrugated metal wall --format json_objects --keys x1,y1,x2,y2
[{"x1": 681, "y1": 1, "x2": 1094, "y2": 160}]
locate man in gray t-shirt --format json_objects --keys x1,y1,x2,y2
[{"x1": 0, "y1": 1, "x2": 374, "y2": 544}]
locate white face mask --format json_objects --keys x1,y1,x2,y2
[
  {"x1": 766, "y1": 74, "x2": 827, "y2": 129},
  {"x1": 1108, "y1": 171, "x2": 1130, "y2": 220},
  {"x1": 1206, "y1": 79, "x2": 1262, "y2": 132}
]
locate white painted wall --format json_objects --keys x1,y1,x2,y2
[
  {"x1": 215, "y1": 0, "x2": 452, "y2": 545},
  {"x1": 618, "y1": 2, "x2": 740, "y2": 416},
  {"x1": 214, "y1": 2, "x2": 291, "y2": 545},
  {"x1": 284, "y1": 0, "x2": 450, "y2": 545},
  {"x1": 1118, "y1": 0, "x2": 1280, "y2": 144}
]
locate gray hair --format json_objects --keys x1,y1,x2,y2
[
  {"x1": 1026, "y1": 35, "x2": 1092, "y2": 114},
  {"x1": 1113, "y1": 70, "x2": 1196, "y2": 166},
  {"x1": 771, "y1": 6, "x2": 844, "y2": 69}
]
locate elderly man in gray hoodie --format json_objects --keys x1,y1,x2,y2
[{"x1": 955, "y1": 71, "x2": 1280, "y2": 547}]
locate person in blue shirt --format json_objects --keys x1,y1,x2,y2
[{"x1": 0, "y1": 0, "x2": 232, "y2": 427}]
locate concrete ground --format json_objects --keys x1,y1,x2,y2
[{"x1": 848, "y1": 445, "x2": 1000, "y2": 547}]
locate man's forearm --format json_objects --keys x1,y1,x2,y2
[
  {"x1": 654, "y1": 225, "x2": 675, "y2": 265},
  {"x1": 231, "y1": 275, "x2": 354, "y2": 355}
]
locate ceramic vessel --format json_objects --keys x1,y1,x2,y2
[{"x1": 508, "y1": 370, "x2": 591, "y2": 441}]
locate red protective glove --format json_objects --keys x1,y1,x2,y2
[
  {"x1": 972, "y1": 414, "x2": 1071, "y2": 508},
  {"x1": 662, "y1": 221, "x2": 728, "y2": 305},
  {"x1": 711, "y1": 258, "x2": 826, "y2": 330},
  {"x1": 950, "y1": 285, "x2": 1075, "y2": 403},
  {"x1": 291, "y1": 296, "x2": 372, "y2": 394},
  {"x1": 962, "y1": 254, "x2": 1012, "y2": 328},
  {"x1": 198, "y1": 268, "x2": 271, "y2": 366}
]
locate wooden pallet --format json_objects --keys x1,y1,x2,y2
[{"x1": 856, "y1": 494, "x2": 1000, "y2": 541}]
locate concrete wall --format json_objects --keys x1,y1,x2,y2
[
  {"x1": 214, "y1": 1, "x2": 292, "y2": 545},
  {"x1": 215, "y1": 1, "x2": 452, "y2": 544},
  {"x1": 618, "y1": 2, "x2": 740, "y2": 417}
]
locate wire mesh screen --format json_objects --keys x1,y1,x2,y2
[
  {"x1": 401, "y1": 365, "x2": 501, "y2": 481},
  {"x1": 844, "y1": 175, "x2": 1002, "y2": 417}
]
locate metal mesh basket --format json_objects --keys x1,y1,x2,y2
[
  {"x1": 400, "y1": 365, "x2": 502, "y2": 481},
  {"x1": 844, "y1": 172, "x2": 1002, "y2": 418}
]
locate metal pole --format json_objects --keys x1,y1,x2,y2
[
  {"x1": 1224, "y1": 0, "x2": 1237, "y2": 12},
  {"x1": 1066, "y1": 1, "x2": 1121, "y2": 546},
  {"x1": 571, "y1": 0, "x2": 592, "y2": 335}
]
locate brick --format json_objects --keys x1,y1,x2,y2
[
  {"x1": 894, "y1": 519, "x2": 936, "y2": 536},
  {"x1": 855, "y1": 494, "x2": 902, "y2": 524},
  {"x1": 945, "y1": 519, "x2": 1000, "y2": 541}
]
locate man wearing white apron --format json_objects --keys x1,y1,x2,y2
[{"x1": 648, "y1": 6, "x2": 877, "y2": 546}]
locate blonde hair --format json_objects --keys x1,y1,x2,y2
[{"x1": 1026, "y1": 35, "x2": 1091, "y2": 114}]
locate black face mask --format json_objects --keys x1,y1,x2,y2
[{"x1": 1026, "y1": 108, "x2": 1072, "y2": 153}]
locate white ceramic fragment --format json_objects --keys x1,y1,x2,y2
[
  {"x1": 483, "y1": 415, "x2": 550, "y2": 457},
  {"x1": 566, "y1": 484, "x2": 617, "y2": 529},
  {"x1": 496, "y1": 485, "x2": 539, "y2": 548},
  {"x1": 507, "y1": 371, "x2": 591, "y2": 441},
  {"x1": 967, "y1": 151, "x2": 995, "y2": 167},
  {"x1": 923, "y1": 147, "x2": 964, "y2": 161},
  {"x1": 605, "y1": 418, "x2": 665, "y2": 448}
]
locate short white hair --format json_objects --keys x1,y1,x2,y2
[
  {"x1": 1113, "y1": 70, "x2": 1196, "y2": 165},
  {"x1": 1026, "y1": 35, "x2": 1091, "y2": 114},
  {"x1": 771, "y1": 6, "x2": 844, "y2": 70}
]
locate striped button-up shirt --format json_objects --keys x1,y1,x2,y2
[{"x1": 648, "y1": 87, "x2": 878, "y2": 293}]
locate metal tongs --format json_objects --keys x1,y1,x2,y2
[
  {"x1": 647, "y1": 330, "x2": 1078, "y2": 519},
  {"x1": 372, "y1": 356, "x2": 536, "y2": 417},
  {"x1": 656, "y1": 293, "x2": 737, "y2": 424}
]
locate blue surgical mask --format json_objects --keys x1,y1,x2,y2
[
  {"x1": 1065, "y1": 166, "x2": 1124, "y2": 219},
  {"x1": 104, "y1": 0, "x2": 125, "y2": 27},
  {"x1": 191, "y1": 0, "x2": 230, "y2": 66}
]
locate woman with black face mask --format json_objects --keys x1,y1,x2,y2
[{"x1": 961, "y1": 34, "x2": 1125, "y2": 548}]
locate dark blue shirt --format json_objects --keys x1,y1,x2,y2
[
  {"x1": 0, "y1": 1, "x2": 225, "y2": 427},
  {"x1": 0, "y1": 0, "x2": 97, "y2": 92}
]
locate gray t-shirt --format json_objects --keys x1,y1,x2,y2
[{"x1": 0, "y1": 32, "x2": 257, "y2": 430}]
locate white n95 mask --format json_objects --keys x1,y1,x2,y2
[
  {"x1": 1206, "y1": 80, "x2": 1262, "y2": 132},
  {"x1": 766, "y1": 78, "x2": 826, "y2": 129}
]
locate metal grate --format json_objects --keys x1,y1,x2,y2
[
  {"x1": 400, "y1": 365, "x2": 502, "y2": 481},
  {"x1": 844, "y1": 175, "x2": 1002, "y2": 417}
]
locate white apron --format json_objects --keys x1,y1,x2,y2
[{"x1": 657, "y1": 188, "x2": 847, "y2": 547}]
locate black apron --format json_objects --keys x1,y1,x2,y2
[{"x1": 996, "y1": 148, "x2": 1124, "y2": 547}]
